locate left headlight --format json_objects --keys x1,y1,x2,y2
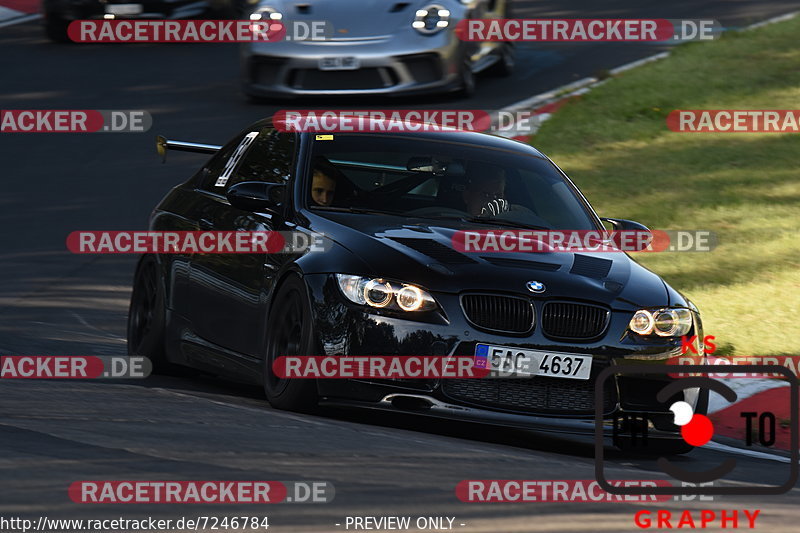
[
  {"x1": 336, "y1": 274, "x2": 437, "y2": 312},
  {"x1": 412, "y1": 4, "x2": 451, "y2": 34},
  {"x1": 629, "y1": 308, "x2": 693, "y2": 337}
]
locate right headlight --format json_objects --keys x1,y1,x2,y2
[
  {"x1": 629, "y1": 308, "x2": 693, "y2": 337},
  {"x1": 336, "y1": 274, "x2": 437, "y2": 312},
  {"x1": 412, "y1": 4, "x2": 451, "y2": 34}
]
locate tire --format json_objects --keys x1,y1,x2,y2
[
  {"x1": 488, "y1": 43, "x2": 515, "y2": 77},
  {"x1": 127, "y1": 256, "x2": 169, "y2": 372},
  {"x1": 263, "y1": 275, "x2": 319, "y2": 412},
  {"x1": 44, "y1": 13, "x2": 70, "y2": 43},
  {"x1": 457, "y1": 61, "x2": 476, "y2": 98}
]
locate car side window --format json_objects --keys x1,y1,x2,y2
[
  {"x1": 199, "y1": 128, "x2": 296, "y2": 192},
  {"x1": 198, "y1": 131, "x2": 252, "y2": 192},
  {"x1": 227, "y1": 128, "x2": 296, "y2": 188}
]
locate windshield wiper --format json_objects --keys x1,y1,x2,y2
[
  {"x1": 312, "y1": 208, "x2": 550, "y2": 230},
  {"x1": 310, "y1": 206, "x2": 404, "y2": 216},
  {"x1": 458, "y1": 216, "x2": 550, "y2": 231}
]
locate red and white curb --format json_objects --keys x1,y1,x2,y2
[
  {"x1": 497, "y1": 10, "x2": 799, "y2": 142},
  {"x1": 709, "y1": 378, "x2": 796, "y2": 451},
  {"x1": 0, "y1": 0, "x2": 40, "y2": 28},
  {"x1": 495, "y1": 53, "x2": 669, "y2": 142}
]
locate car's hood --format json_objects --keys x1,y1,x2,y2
[
  {"x1": 269, "y1": 0, "x2": 455, "y2": 38},
  {"x1": 306, "y1": 213, "x2": 670, "y2": 310}
]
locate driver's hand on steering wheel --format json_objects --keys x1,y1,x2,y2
[{"x1": 480, "y1": 198, "x2": 510, "y2": 217}]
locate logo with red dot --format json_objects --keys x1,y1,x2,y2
[{"x1": 669, "y1": 400, "x2": 714, "y2": 446}]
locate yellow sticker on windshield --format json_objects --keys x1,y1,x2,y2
[{"x1": 315, "y1": 134, "x2": 334, "y2": 140}]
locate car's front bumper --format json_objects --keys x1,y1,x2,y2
[
  {"x1": 304, "y1": 273, "x2": 704, "y2": 435},
  {"x1": 241, "y1": 32, "x2": 463, "y2": 97},
  {"x1": 321, "y1": 394, "x2": 694, "y2": 442}
]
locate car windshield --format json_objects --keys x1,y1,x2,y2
[{"x1": 306, "y1": 134, "x2": 599, "y2": 230}]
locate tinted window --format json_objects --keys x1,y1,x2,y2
[
  {"x1": 308, "y1": 134, "x2": 598, "y2": 230},
  {"x1": 200, "y1": 127, "x2": 296, "y2": 192},
  {"x1": 231, "y1": 128, "x2": 296, "y2": 187},
  {"x1": 198, "y1": 134, "x2": 246, "y2": 191}
]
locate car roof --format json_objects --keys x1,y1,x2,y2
[{"x1": 250, "y1": 117, "x2": 548, "y2": 159}]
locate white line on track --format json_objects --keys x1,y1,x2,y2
[
  {"x1": 69, "y1": 310, "x2": 126, "y2": 341},
  {"x1": 0, "y1": 11, "x2": 40, "y2": 28}
]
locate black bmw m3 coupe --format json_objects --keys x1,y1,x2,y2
[{"x1": 128, "y1": 119, "x2": 707, "y2": 453}]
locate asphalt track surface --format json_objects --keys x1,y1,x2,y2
[{"x1": 2, "y1": 1, "x2": 800, "y2": 531}]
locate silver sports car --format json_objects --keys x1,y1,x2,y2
[{"x1": 241, "y1": 0, "x2": 514, "y2": 99}]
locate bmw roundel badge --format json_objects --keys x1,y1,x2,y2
[{"x1": 526, "y1": 281, "x2": 545, "y2": 293}]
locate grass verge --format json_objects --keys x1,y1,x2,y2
[{"x1": 531, "y1": 17, "x2": 800, "y2": 356}]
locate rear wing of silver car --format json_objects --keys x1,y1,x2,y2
[{"x1": 156, "y1": 135, "x2": 221, "y2": 162}]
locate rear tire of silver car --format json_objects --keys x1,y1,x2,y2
[
  {"x1": 489, "y1": 43, "x2": 515, "y2": 77},
  {"x1": 127, "y1": 255, "x2": 168, "y2": 372},
  {"x1": 263, "y1": 275, "x2": 319, "y2": 412},
  {"x1": 44, "y1": 13, "x2": 70, "y2": 43},
  {"x1": 458, "y1": 62, "x2": 476, "y2": 98}
]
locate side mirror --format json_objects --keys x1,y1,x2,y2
[
  {"x1": 226, "y1": 181, "x2": 286, "y2": 215},
  {"x1": 601, "y1": 217, "x2": 650, "y2": 232},
  {"x1": 601, "y1": 217, "x2": 652, "y2": 250}
]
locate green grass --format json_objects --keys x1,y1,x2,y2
[{"x1": 531, "y1": 17, "x2": 800, "y2": 356}]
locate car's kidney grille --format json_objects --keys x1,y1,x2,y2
[
  {"x1": 542, "y1": 302, "x2": 610, "y2": 340},
  {"x1": 461, "y1": 294, "x2": 534, "y2": 333},
  {"x1": 442, "y1": 373, "x2": 615, "y2": 414}
]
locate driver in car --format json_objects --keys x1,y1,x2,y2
[
  {"x1": 462, "y1": 163, "x2": 508, "y2": 216},
  {"x1": 310, "y1": 166, "x2": 337, "y2": 207}
]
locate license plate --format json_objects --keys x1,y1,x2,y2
[
  {"x1": 105, "y1": 4, "x2": 143, "y2": 15},
  {"x1": 318, "y1": 57, "x2": 360, "y2": 71},
  {"x1": 474, "y1": 344, "x2": 592, "y2": 380}
]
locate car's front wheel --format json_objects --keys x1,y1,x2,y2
[
  {"x1": 263, "y1": 275, "x2": 319, "y2": 412},
  {"x1": 457, "y1": 61, "x2": 476, "y2": 98},
  {"x1": 127, "y1": 255, "x2": 168, "y2": 371},
  {"x1": 489, "y1": 43, "x2": 515, "y2": 77}
]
